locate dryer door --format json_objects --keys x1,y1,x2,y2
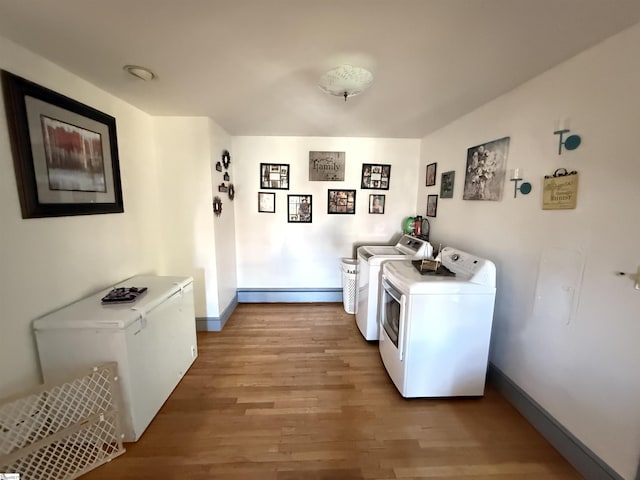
[{"x1": 380, "y1": 276, "x2": 404, "y2": 351}]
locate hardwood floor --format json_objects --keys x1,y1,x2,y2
[{"x1": 82, "y1": 303, "x2": 581, "y2": 479}]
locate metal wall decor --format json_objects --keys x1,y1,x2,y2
[
  {"x1": 223, "y1": 172, "x2": 230, "y2": 181},
  {"x1": 309, "y1": 151, "x2": 345, "y2": 181},
  {"x1": 218, "y1": 183, "x2": 228, "y2": 192},
  {"x1": 554, "y1": 129, "x2": 581, "y2": 155},
  {"x1": 222, "y1": 150, "x2": 231, "y2": 169},
  {"x1": 215, "y1": 162, "x2": 222, "y2": 172},
  {"x1": 228, "y1": 183, "x2": 235, "y2": 201},
  {"x1": 213, "y1": 196, "x2": 223, "y2": 216}
]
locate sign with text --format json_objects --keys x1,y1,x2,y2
[
  {"x1": 543, "y1": 170, "x2": 578, "y2": 210},
  {"x1": 309, "y1": 151, "x2": 345, "y2": 181}
]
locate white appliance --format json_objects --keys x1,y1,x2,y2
[
  {"x1": 356, "y1": 235, "x2": 432, "y2": 340},
  {"x1": 33, "y1": 275, "x2": 198, "y2": 442},
  {"x1": 379, "y1": 247, "x2": 496, "y2": 397}
]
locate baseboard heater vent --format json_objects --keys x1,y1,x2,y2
[{"x1": 0, "y1": 362, "x2": 125, "y2": 480}]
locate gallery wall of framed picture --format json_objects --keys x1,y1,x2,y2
[
  {"x1": 426, "y1": 162, "x2": 437, "y2": 187},
  {"x1": 369, "y1": 194, "x2": 385, "y2": 214},
  {"x1": 254, "y1": 159, "x2": 399, "y2": 220},
  {"x1": 260, "y1": 163, "x2": 289, "y2": 190},
  {"x1": 288, "y1": 194, "x2": 312, "y2": 223},
  {"x1": 426, "y1": 194, "x2": 438, "y2": 217},
  {"x1": 328, "y1": 189, "x2": 356, "y2": 214},
  {"x1": 258, "y1": 192, "x2": 275, "y2": 213},
  {"x1": 361, "y1": 163, "x2": 390, "y2": 190}
]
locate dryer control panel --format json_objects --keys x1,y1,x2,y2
[{"x1": 396, "y1": 234, "x2": 433, "y2": 257}]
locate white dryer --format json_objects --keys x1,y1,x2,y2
[
  {"x1": 356, "y1": 235, "x2": 432, "y2": 340},
  {"x1": 378, "y1": 247, "x2": 496, "y2": 397}
]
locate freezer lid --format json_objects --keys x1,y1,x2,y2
[{"x1": 33, "y1": 275, "x2": 193, "y2": 330}]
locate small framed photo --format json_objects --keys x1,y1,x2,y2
[
  {"x1": 440, "y1": 170, "x2": 455, "y2": 198},
  {"x1": 328, "y1": 189, "x2": 356, "y2": 214},
  {"x1": 426, "y1": 194, "x2": 438, "y2": 217},
  {"x1": 258, "y1": 192, "x2": 275, "y2": 213},
  {"x1": 369, "y1": 194, "x2": 385, "y2": 214},
  {"x1": 260, "y1": 163, "x2": 289, "y2": 190},
  {"x1": 287, "y1": 194, "x2": 312, "y2": 223},
  {"x1": 361, "y1": 163, "x2": 391, "y2": 190},
  {"x1": 426, "y1": 162, "x2": 437, "y2": 186}
]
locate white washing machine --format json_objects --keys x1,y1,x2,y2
[
  {"x1": 378, "y1": 247, "x2": 496, "y2": 397},
  {"x1": 356, "y1": 235, "x2": 433, "y2": 340}
]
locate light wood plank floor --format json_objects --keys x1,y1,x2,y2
[{"x1": 83, "y1": 303, "x2": 581, "y2": 479}]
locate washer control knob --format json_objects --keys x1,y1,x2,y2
[{"x1": 451, "y1": 254, "x2": 460, "y2": 261}]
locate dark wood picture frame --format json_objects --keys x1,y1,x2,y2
[
  {"x1": 368, "y1": 194, "x2": 385, "y2": 214},
  {"x1": 258, "y1": 192, "x2": 276, "y2": 213},
  {"x1": 361, "y1": 163, "x2": 391, "y2": 190},
  {"x1": 426, "y1": 194, "x2": 438, "y2": 217},
  {"x1": 328, "y1": 189, "x2": 356, "y2": 214},
  {"x1": 260, "y1": 163, "x2": 289, "y2": 190},
  {"x1": 426, "y1": 162, "x2": 437, "y2": 186},
  {"x1": 287, "y1": 194, "x2": 312, "y2": 223},
  {"x1": 2, "y1": 70, "x2": 123, "y2": 218}
]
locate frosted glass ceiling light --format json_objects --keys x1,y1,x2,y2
[
  {"x1": 318, "y1": 65, "x2": 373, "y2": 101},
  {"x1": 123, "y1": 65, "x2": 156, "y2": 81}
]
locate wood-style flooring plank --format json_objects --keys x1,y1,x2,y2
[{"x1": 80, "y1": 303, "x2": 580, "y2": 479}]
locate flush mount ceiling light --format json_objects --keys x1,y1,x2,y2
[
  {"x1": 318, "y1": 65, "x2": 373, "y2": 101},
  {"x1": 123, "y1": 65, "x2": 156, "y2": 81}
]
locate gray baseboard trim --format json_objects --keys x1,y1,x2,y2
[
  {"x1": 195, "y1": 294, "x2": 238, "y2": 332},
  {"x1": 237, "y1": 288, "x2": 342, "y2": 303},
  {"x1": 488, "y1": 363, "x2": 623, "y2": 480}
]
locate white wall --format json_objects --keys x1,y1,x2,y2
[
  {"x1": 418, "y1": 23, "x2": 640, "y2": 479},
  {"x1": 232, "y1": 137, "x2": 421, "y2": 288},
  {"x1": 0, "y1": 36, "x2": 160, "y2": 397},
  {"x1": 153, "y1": 117, "x2": 219, "y2": 317},
  {"x1": 209, "y1": 121, "x2": 237, "y2": 314}
]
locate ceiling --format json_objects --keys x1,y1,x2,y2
[{"x1": 0, "y1": 1, "x2": 639, "y2": 138}]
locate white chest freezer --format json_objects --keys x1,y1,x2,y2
[{"x1": 33, "y1": 275, "x2": 198, "y2": 442}]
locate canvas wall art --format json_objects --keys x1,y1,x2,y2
[{"x1": 463, "y1": 137, "x2": 510, "y2": 201}]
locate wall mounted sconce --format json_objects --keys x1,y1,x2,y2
[
  {"x1": 553, "y1": 129, "x2": 581, "y2": 155},
  {"x1": 510, "y1": 169, "x2": 532, "y2": 198}
]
